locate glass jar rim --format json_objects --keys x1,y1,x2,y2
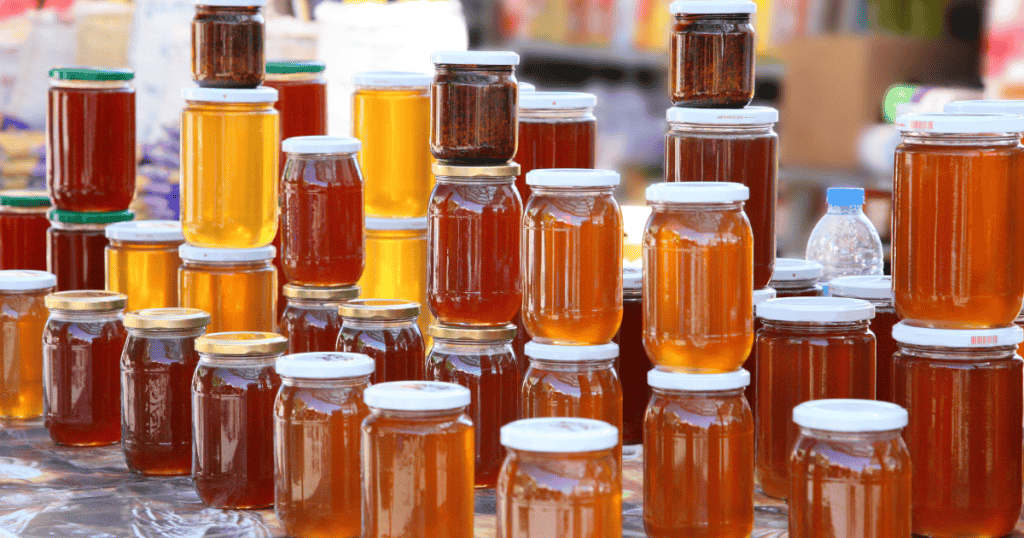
[{"x1": 429, "y1": 323, "x2": 516, "y2": 342}]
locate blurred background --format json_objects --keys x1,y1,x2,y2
[{"x1": 0, "y1": 0, "x2": 1019, "y2": 262}]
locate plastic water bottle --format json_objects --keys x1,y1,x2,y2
[{"x1": 805, "y1": 188, "x2": 884, "y2": 293}]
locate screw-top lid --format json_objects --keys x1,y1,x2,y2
[
  {"x1": 283, "y1": 284, "x2": 360, "y2": 301},
  {"x1": 431, "y1": 50, "x2": 520, "y2": 66},
  {"x1": 770, "y1": 258, "x2": 823, "y2": 282},
  {"x1": 648, "y1": 368, "x2": 750, "y2": 391},
  {"x1": 0, "y1": 190, "x2": 50, "y2": 207},
  {"x1": 432, "y1": 162, "x2": 521, "y2": 178},
  {"x1": 195, "y1": 332, "x2": 288, "y2": 356},
  {"x1": 895, "y1": 112, "x2": 1024, "y2": 134},
  {"x1": 283, "y1": 136, "x2": 361, "y2": 154},
  {"x1": 892, "y1": 321, "x2": 1024, "y2": 348},
  {"x1": 756, "y1": 297, "x2": 875, "y2": 322},
  {"x1": 526, "y1": 169, "x2": 620, "y2": 188},
  {"x1": 520, "y1": 91, "x2": 597, "y2": 110},
  {"x1": 646, "y1": 182, "x2": 749, "y2": 204},
  {"x1": 123, "y1": 308, "x2": 211, "y2": 330},
  {"x1": 266, "y1": 60, "x2": 325, "y2": 74},
  {"x1": 0, "y1": 270, "x2": 56, "y2": 291},
  {"x1": 353, "y1": 71, "x2": 432, "y2": 87},
  {"x1": 365, "y1": 217, "x2": 428, "y2": 231},
  {"x1": 753, "y1": 287, "x2": 776, "y2": 305},
  {"x1": 276, "y1": 352, "x2": 375, "y2": 379},
  {"x1": 105, "y1": 220, "x2": 184, "y2": 242},
  {"x1": 194, "y1": 0, "x2": 265, "y2": 7},
  {"x1": 500, "y1": 418, "x2": 618, "y2": 453},
  {"x1": 519, "y1": 82, "x2": 537, "y2": 92},
  {"x1": 666, "y1": 105, "x2": 778, "y2": 125},
  {"x1": 793, "y1": 399, "x2": 908, "y2": 432},
  {"x1": 179, "y1": 244, "x2": 275, "y2": 262},
  {"x1": 525, "y1": 341, "x2": 619, "y2": 362},
  {"x1": 670, "y1": 0, "x2": 757, "y2": 14},
  {"x1": 623, "y1": 266, "x2": 642, "y2": 290},
  {"x1": 49, "y1": 66, "x2": 134, "y2": 81},
  {"x1": 828, "y1": 275, "x2": 892, "y2": 301},
  {"x1": 364, "y1": 381, "x2": 471, "y2": 411},
  {"x1": 429, "y1": 323, "x2": 516, "y2": 342},
  {"x1": 826, "y1": 187, "x2": 864, "y2": 207},
  {"x1": 945, "y1": 100, "x2": 1024, "y2": 115},
  {"x1": 338, "y1": 299, "x2": 420, "y2": 321},
  {"x1": 182, "y1": 86, "x2": 278, "y2": 103},
  {"x1": 45, "y1": 290, "x2": 127, "y2": 311},
  {"x1": 49, "y1": 209, "x2": 135, "y2": 225}
]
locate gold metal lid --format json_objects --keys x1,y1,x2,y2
[
  {"x1": 44, "y1": 290, "x2": 127, "y2": 311},
  {"x1": 428, "y1": 323, "x2": 517, "y2": 342},
  {"x1": 195, "y1": 332, "x2": 289, "y2": 356},
  {"x1": 124, "y1": 308, "x2": 211, "y2": 330},
  {"x1": 338, "y1": 299, "x2": 420, "y2": 320},
  {"x1": 432, "y1": 162, "x2": 520, "y2": 178},
  {"x1": 284, "y1": 284, "x2": 360, "y2": 301}
]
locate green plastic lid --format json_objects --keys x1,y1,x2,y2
[
  {"x1": 266, "y1": 60, "x2": 325, "y2": 74},
  {"x1": 49, "y1": 67, "x2": 134, "y2": 81},
  {"x1": 48, "y1": 209, "x2": 135, "y2": 225},
  {"x1": 0, "y1": 190, "x2": 51, "y2": 207}
]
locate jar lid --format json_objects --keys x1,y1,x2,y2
[
  {"x1": 123, "y1": 308, "x2": 211, "y2": 330},
  {"x1": 283, "y1": 284, "x2": 360, "y2": 301},
  {"x1": 338, "y1": 299, "x2": 420, "y2": 320},
  {"x1": 828, "y1": 275, "x2": 892, "y2": 301},
  {"x1": 179, "y1": 244, "x2": 275, "y2": 262},
  {"x1": 520, "y1": 91, "x2": 597, "y2": 110},
  {"x1": 277, "y1": 352, "x2": 375, "y2": 379},
  {"x1": 364, "y1": 381, "x2": 471, "y2": 411},
  {"x1": 0, "y1": 190, "x2": 50, "y2": 207},
  {"x1": 519, "y1": 82, "x2": 536, "y2": 92},
  {"x1": 432, "y1": 162, "x2": 521, "y2": 178},
  {"x1": 45, "y1": 290, "x2": 127, "y2": 311},
  {"x1": 431, "y1": 50, "x2": 520, "y2": 66},
  {"x1": 793, "y1": 399, "x2": 908, "y2": 432},
  {"x1": 526, "y1": 168, "x2": 620, "y2": 188},
  {"x1": 500, "y1": 418, "x2": 618, "y2": 453},
  {"x1": 646, "y1": 182, "x2": 749, "y2": 204},
  {"x1": 648, "y1": 368, "x2": 750, "y2": 391},
  {"x1": 756, "y1": 297, "x2": 875, "y2": 322},
  {"x1": 524, "y1": 341, "x2": 619, "y2": 361},
  {"x1": 195, "y1": 331, "x2": 288, "y2": 356},
  {"x1": 353, "y1": 71, "x2": 432, "y2": 87},
  {"x1": 49, "y1": 209, "x2": 135, "y2": 225},
  {"x1": 105, "y1": 220, "x2": 184, "y2": 242},
  {"x1": 49, "y1": 66, "x2": 134, "y2": 81},
  {"x1": 429, "y1": 323, "x2": 517, "y2": 342},
  {"x1": 194, "y1": 0, "x2": 266, "y2": 7},
  {"x1": 753, "y1": 286, "x2": 776, "y2": 305},
  {"x1": 770, "y1": 258, "x2": 822, "y2": 282},
  {"x1": 266, "y1": 60, "x2": 325, "y2": 74},
  {"x1": 894, "y1": 112, "x2": 1024, "y2": 134},
  {"x1": 945, "y1": 100, "x2": 1024, "y2": 115},
  {"x1": 0, "y1": 270, "x2": 56, "y2": 291},
  {"x1": 670, "y1": 0, "x2": 757, "y2": 14},
  {"x1": 666, "y1": 105, "x2": 778, "y2": 125},
  {"x1": 365, "y1": 217, "x2": 428, "y2": 231},
  {"x1": 891, "y1": 321, "x2": 1024, "y2": 348},
  {"x1": 181, "y1": 86, "x2": 278, "y2": 104},
  {"x1": 623, "y1": 266, "x2": 641, "y2": 290},
  {"x1": 283, "y1": 136, "x2": 361, "y2": 154}
]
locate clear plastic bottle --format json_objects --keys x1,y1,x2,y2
[{"x1": 804, "y1": 188, "x2": 883, "y2": 290}]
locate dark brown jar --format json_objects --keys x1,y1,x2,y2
[
  {"x1": 430, "y1": 51, "x2": 520, "y2": 164},
  {"x1": 192, "y1": 0, "x2": 265, "y2": 89},
  {"x1": 669, "y1": 0, "x2": 756, "y2": 108}
]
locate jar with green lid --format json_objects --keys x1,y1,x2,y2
[
  {"x1": 0, "y1": 190, "x2": 51, "y2": 271},
  {"x1": 46, "y1": 209, "x2": 134, "y2": 291},
  {"x1": 265, "y1": 60, "x2": 327, "y2": 174}
]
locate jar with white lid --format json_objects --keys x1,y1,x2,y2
[
  {"x1": 515, "y1": 92, "x2": 597, "y2": 200},
  {"x1": 0, "y1": 270, "x2": 56, "y2": 419},
  {"x1": 178, "y1": 244, "x2": 277, "y2": 334},
  {"x1": 768, "y1": 258, "x2": 823, "y2": 298},
  {"x1": 829, "y1": 275, "x2": 898, "y2": 401},
  {"x1": 742, "y1": 286, "x2": 776, "y2": 418},
  {"x1": 105, "y1": 220, "x2": 185, "y2": 312}
]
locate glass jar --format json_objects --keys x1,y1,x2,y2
[
  {"x1": 42, "y1": 290, "x2": 127, "y2": 445},
  {"x1": 121, "y1": 308, "x2": 210, "y2": 475},
  {"x1": 522, "y1": 169, "x2": 622, "y2": 345},
  {"x1": 754, "y1": 297, "x2": 876, "y2": 500},
  {"x1": 280, "y1": 284, "x2": 359, "y2": 354},
  {"x1": 768, "y1": 258, "x2": 824, "y2": 298},
  {"x1": 643, "y1": 182, "x2": 753, "y2": 372},
  {"x1": 105, "y1": 221, "x2": 184, "y2": 312},
  {"x1": 281, "y1": 136, "x2": 364, "y2": 286},
  {"x1": 181, "y1": 86, "x2": 279, "y2": 249},
  {"x1": 741, "y1": 286, "x2": 775, "y2": 418},
  {"x1": 515, "y1": 92, "x2": 597, "y2": 201},
  {"x1": 353, "y1": 71, "x2": 434, "y2": 218},
  {"x1": 274, "y1": 352, "x2": 373, "y2": 538},
  {"x1": 426, "y1": 323, "x2": 519, "y2": 488},
  {"x1": 665, "y1": 106, "x2": 778, "y2": 288},
  {"x1": 893, "y1": 113, "x2": 1024, "y2": 328},
  {"x1": 0, "y1": 191, "x2": 51, "y2": 271},
  {"x1": 892, "y1": 323, "x2": 1023, "y2": 537},
  {"x1": 429, "y1": 51, "x2": 520, "y2": 164},
  {"x1": 358, "y1": 217, "x2": 432, "y2": 342},
  {"x1": 265, "y1": 61, "x2": 327, "y2": 175},
  {"x1": 644, "y1": 369, "x2": 753, "y2": 538},
  {"x1": 178, "y1": 244, "x2": 277, "y2": 334},
  {"x1": 337, "y1": 299, "x2": 424, "y2": 383},
  {"x1": 0, "y1": 270, "x2": 55, "y2": 418},
  {"x1": 829, "y1": 275, "x2": 899, "y2": 402},
  {"x1": 192, "y1": 331, "x2": 286, "y2": 509},
  {"x1": 427, "y1": 163, "x2": 522, "y2": 326},
  {"x1": 362, "y1": 381, "x2": 475, "y2": 538},
  {"x1": 669, "y1": 1, "x2": 756, "y2": 107},
  {"x1": 47, "y1": 67, "x2": 136, "y2": 212},
  {"x1": 497, "y1": 418, "x2": 621, "y2": 538},
  {"x1": 614, "y1": 267, "x2": 650, "y2": 445},
  {"x1": 191, "y1": 0, "x2": 265, "y2": 88},
  {"x1": 788, "y1": 399, "x2": 912, "y2": 538},
  {"x1": 47, "y1": 209, "x2": 135, "y2": 292}
]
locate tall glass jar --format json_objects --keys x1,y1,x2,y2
[
  {"x1": 178, "y1": 244, "x2": 277, "y2": 334},
  {"x1": 0, "y1": 191, "x2": 51, "y2": 271},
  {"x1": 741, "y1": 286, "x2": 775, "y2": 418},
  {"x1": 0, "y1": 270, "x2": 55, "y2": 418},
  {"x1": 669, "y1": 1, "x2": 756, "y2": 107},
  {"x1": 191, "y1": 0, "x2": 265, "y2": 88},
  {"x1": 829, "y1": 275, "x2": 899, "y2": 402},
  {"x1": 105, "y1": 221, "x2": 184, "y2": 312},
  {"x1": 358, "y1": 217, "x2": 431, "y2": 342},
  {"x1": 614, "y1": 267, "x2": 650, "y2": 445},
  {"x1": 515, "y1": 92, "x2": 597, "y2": 201},
  {"x1": 265, "y1": 60, "x2": 327, "y2": 174},
  {"x1": 337, "y1": 299, "x2": 424, "y2": 383},
  {"x1": 768, "y1": 258, "x2": 824, "y2": 298},
  {"x1": 48, "y1": 209, "x2": 134, "y2": 292},
  {"x1": 279, "y1": 284, "x2": 359, "y2": 354}
]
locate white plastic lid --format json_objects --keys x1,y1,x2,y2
[
  {"x1": 670, "y1": 0, "x2": 757, "y2": 14},
  {"x1": 431, "y1": 51, "x2": 520, "y2": 66},
  {"x1": 891, "y1": 321, "x2": 1024, "y2": 348},
  {"x1": 648, "y1": 368, "x2": 750, "y2": 391},
  {"x1": 365, "y1": 216, "x2": 428, "y2": 230},
  {"x1": 894, "y1": 112, "x2": 1024, "y2": 134},
  {"x1": 828, "y1": 275, "x2": 892, "y2": 301},
  {"x1": 0, "y1": 270, "x2": 57, "y2": 291},
  {"x1": 363, "y1": 381, "x2": 471, "y2": 411},
  {"x1": 500, "y1": 418, "x2": 618, "y2": 453},
  {"x1": 283, "y1": 136, "x2": 361, "y2": 154},
  {"x1": 667, "y1": 106, "x2": 778, "y2": 125},
  {"x1": 945, "y1": 100, "x2": 1024, "y2": 115},
  {"x1": 646, "y1": 182, "x2": 749, "y2": 204},
  {"x1": 526, "y1": 169, "x2": 620, "y2": 187},
  {"x1": 105, "y1": 220, "x2": 184, "y2": 242},
  {"x1": 756, "y1": 297, "x2": 875, "y2": 322},
  {"x1": 353, "y1": 71, "x2": 432, "y2": 88},
  {"x1": 195, "y1": 0, "x2": 265, "y2": 6},
  {"x1": 179, "y1": 244, "x2": 276, "y2": 262},
  {"x1": 519, "y1": 82, "x2": 536, "y2": 92},
  {"x1": 520, "y1": 91, "x2": 597, "y2": 110},
  {"x1": 276, "y1": 352, "x2": 375, "y2": 379},
  {"x1": 182, "y1": 86, "x2": 278, "y2": 103},
  {"x1": 623, "y1": 266, "x2": 642, "y2": 290},
  {"x1": 525, "y1": 341, "x2": 619, "y2": 362},
  {"x1": 753, "y1": 287, "x2": 776, "y2": 305},
  {"x1": 793, "y1": 399, "x2": 908, "y2": 432},
  {"x1": 770, "y1": 258, "x2": 823, "y2": 282}
]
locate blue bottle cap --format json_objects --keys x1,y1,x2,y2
[{"x1": 826, "y1": 188, "x2": 864, "y2": 207}]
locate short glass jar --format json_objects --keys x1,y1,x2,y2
[
  {"x1": 337, "y1": 299, "x2": 425, "y2": 383},
  {"x1": 279, "y1": 284, "x2": 359, "y2": 354},
  {"x1": 191, "y1": 0, "x2": 265, "y2": 88},
  {"x1": 48, "y1": 209, "x2": 134, "y2": 292},
  {"x1": 105, "y1": 220, "x2": 184, "y2": 312},
  {"x1": 669, "y1": 0, "x2": 756, "y2": 108},
  {"x1": 0, "y1": 190, "x2": 51, "y2": 271},
  {"x1": 829, "y1": 275, "x2": 899, "y2": 402},
  {"x1": 515, "y1": 92, "x2": 597, "y2": 201},
  {"x1": 178, "y1": 244, "x2": 277, "y2": 334},
  {"x1": 768, "y1": 258, "x2": 824, "y2": 298},
  {"x1": 0, "y1": 270, "x2": 56, "y2": 419}
]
